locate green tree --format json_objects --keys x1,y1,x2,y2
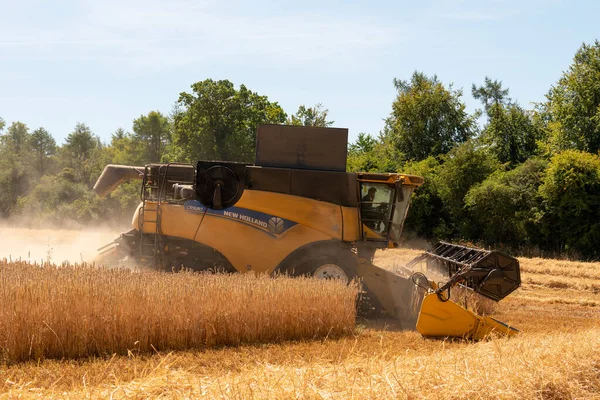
[
  {"x1": 63, "y1": 123, "x2": 98, "y2": 161},
  {"x1": 544, "y1": 40, "x2": 600, "y2": 153},
  {"x1": 172, "y1": 79, "x2": 286, "y2": 162},
  {"x1": 133, "y1": 111, "x2": 170, "y2": 162},
  {"x1": 16, "y1": 175, "x2": 101, "y2": 225},
  {"x1": 481, "y1": 103, "x2": 540, "y2": 165},
  {"x1": 346, "y1": 133, "x2": 401, "y2": 173},
  {"x1": 537, "y1": 150, "x2": 600, "y2": 257},
  {"x1": 2, "y1": 121, "x2": 31, "y2": 154},
  {"x1": 384, "y1": 71, "x2": 475, "y2": 161},
  {"x1": 105, "y1": 128, "x2": 144, "y2": 165},
  {"x1": 0, "y1": 117, "x2": 5, "y2": 132},
  {"x1": 30, "y1": 127, "x2": 57, "y2": 176},
  {"x1": 349, "y1": 132, "x2": 376, "y2": 154},
  {"x1": 472, "y1": 78, "x2": 540, "y2": 165},
  {"x1": 347, "y1": 133, "x2": 378, "y2": 172},
  {"x1": 16, "y1": 173, "x2": 140, "y2": 225},
  {"x1": 465, "y1": 158, "x2": 547, "y2": 245},
  {"x1": 0, "y1": 121, "x2": 32, "y2": 214},
  {"x1": 436, "y1": 141, "x2": 500, "y2": 237},
  {"x1": 471, "y1": 76, "x2": 510, "y2": 116},
  {"x1": 402, "y1": 143, "x2": 499, "y2": 241},
  {"x1": 61, "y1": 123, "x2": 101, "y2": 186},
  {"x1": 113, "y1": 127, "x2": 126, "y2": 141},
  {"x1": 286, "y1": 103, "x2": 333, "y2": 127},
  {"x1": 402, "y1": 156, "x2": 448, "y2": 238}
]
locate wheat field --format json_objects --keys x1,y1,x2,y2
[
  {"x1": 0, "y1": 261, "x2": 357, "y2": 363},
  {"x1": 0, "y1": 246, "x2": 599, "y2": 398}
]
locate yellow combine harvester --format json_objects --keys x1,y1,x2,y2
[{"x1": 94, "y1": 125, "x2": 521, "y2": 340}]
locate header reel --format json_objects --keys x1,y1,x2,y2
[{"x1": 408, "y1": 242, "x2": 521, "y2": 302}]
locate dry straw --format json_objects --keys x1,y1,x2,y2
[{"x1": 0, "y1": 260, "x2": 357, "y2": 363}]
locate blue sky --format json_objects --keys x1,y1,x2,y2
[{"x1": 1, "y1": 0, "x2": 598, "y2": 144}]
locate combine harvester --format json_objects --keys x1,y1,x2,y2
[{"x1": 94, "y1": 125, "x2": 521, "y2": 340}]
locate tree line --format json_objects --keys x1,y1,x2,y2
[
  {"x1": 1, "y1": 40, "x2": 599, "y2": 258},
  {"x1": 0, "y1": 81, "x2": 333, "y2": 227},
  {"x1": 348, "y1": 40, "x2": 600, "y2": 259}
]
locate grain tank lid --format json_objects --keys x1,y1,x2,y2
[
  {"x1": 93, "y1": 164, "x2": 145, "y2": 198},
  {"x1": 255, "y1": 124, "x2": 348, "y2": 172}
]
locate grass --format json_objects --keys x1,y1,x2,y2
[
  {"x1": 0, "y1": 261, "x2": 357, "y2": 363},
  {"x1": 0, "y1": 249, "x2": 599, "y2": 398}
]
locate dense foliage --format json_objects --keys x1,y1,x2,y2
[
  {"x1": 170, "y1": 80, "x2": 287, "y2": 163},
  {"x1": 0, "y1": 79, "x2": 331, "y2": 227},
  {"x1": 384, "y1": 72, "x2": 475, "y2": 162},
  {"x1": 2, "y1": 41, "x2": 600, "y2": 258},
  {"x1": 349, "y1": 41, "x2": 600, "y2": 259}
]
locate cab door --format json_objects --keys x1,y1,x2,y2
[
  {"x1": 358, "y1": 181, "x2": 395, "y2": 241},
  {"x1": 358, "y1": 179, "x2": 415, "y2": 244},
  {"x1": 387, "y1": 183, "x2": 416, "y2": 243}
]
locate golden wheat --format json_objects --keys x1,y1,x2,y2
[
  {"x1": 521, "y1": 257, "x2": 600, "y2": 279},
  {"x1": 0, "y1": 248, "x2": 599, "y2": 399},
  {"x1": 0, "y1": 260, "x2": 357, "y2": 363}
]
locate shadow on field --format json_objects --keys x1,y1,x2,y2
[{"x1": 355, "y1": 316, "x2": 417, "y2": 332}]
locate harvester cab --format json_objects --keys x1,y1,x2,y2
[
  {"x1": 357, "y1": 174, "x2": 421, "y2": 244},
  {"x1": 93, "y1": 124, "x2": 521, "y2": 340}
]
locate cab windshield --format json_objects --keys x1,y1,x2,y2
[
  {"x1": 360, "y1": 182, "x2": 414, "y2": 241},
  {"x1": 388, "y1": 185, "x2": 415, "y2": 242}
]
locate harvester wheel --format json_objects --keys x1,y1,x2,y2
[
  {"x1": 280, "y1": 251, "x2": 357, "y2": 284},
  {"x1": 313, "y1": 263, "x2": 349, "y2": 281},
  {"x1": 295, "y1": 254, "x2": 383, "y2": 319}
]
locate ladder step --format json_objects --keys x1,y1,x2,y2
[{"x1": 139, "y1": 184, "x2": 163, "y2": 263}]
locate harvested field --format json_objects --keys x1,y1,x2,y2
[
  {"x1": 0, "y1": 238, "x2": 598, "y2": 398},
  {"x1": 0, "y1": 261, "x2": 357, "y2": 363},
  {"x1": 3, "y1": 328, "x2": 599, "y2": 399}
]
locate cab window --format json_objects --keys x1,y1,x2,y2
[
  {"x1": 360, "y1": 183, "x2": 394, "y2": 237},
  {"x1": 387, "y1": 185, "x2": 415, "y2": 242}
]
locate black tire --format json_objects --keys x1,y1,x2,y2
[
  {"x1": 159, "y1": 237, "x2": 237, "y2": 273},
  {"x1": 279, "y1": 249, "x2": 358, "y2": 283},
  {"x1": 164, "y1": 250, "x2": 236, "y2": 273}
]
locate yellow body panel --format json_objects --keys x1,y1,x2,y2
[
  {"x1": 134, "y1": 190, "x2": 350, "y2": 274},
  {"x1": 131, "y1": 174, "x2": 424, "y2": 274},
  {"x1": 236, "y1": 191, "x2": 344, "y2": 240},
  {"x1": 362, "y1": 225, "x2": 386, "y2": 240},
  {"x1": 341, "y1": 206, "x2": 360, "y2": 241},
  {"x1": 416, "y1": 293, "x2": 519, "y2": 339}
]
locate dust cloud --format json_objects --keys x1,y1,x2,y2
[
  {"x1": 0, "y1": 224, "x2": 124, "y2": 264},
  {"x1": 372, "y1": 237, "x2": 431, "y2": 273}
]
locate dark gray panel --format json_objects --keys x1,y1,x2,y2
[
  {"x1": 246, "y1": 166, "x2": 358, "y2": 207},
  {"x1": 246, "y1": 166, "x2": 291, "y2": 194},
  {"x1": 255, "y1": 124, "x2": 348, "y2": 172}
]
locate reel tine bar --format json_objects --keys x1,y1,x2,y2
[
  {"x1": 417, "y1": 241, "x2": 521, "y2": 302},
  {"x1": 429, "y1": 242, "x2": 491, "y2": 269}
]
